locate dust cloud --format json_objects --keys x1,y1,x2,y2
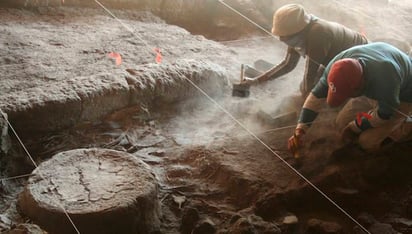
[{"x1": 164, "y1": 35, "x2": 304, "y2": 147}]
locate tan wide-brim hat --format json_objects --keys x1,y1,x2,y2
[{"x1": 271, "y1": 4, "x2": 311, "y2": 37}]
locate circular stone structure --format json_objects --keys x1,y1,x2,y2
[{"x1": 18, "y1": 148, "x2": 160, "y2": 234}]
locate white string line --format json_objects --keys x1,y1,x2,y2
[
  {"x1": 0, "y1": 173, "x2": 33, "y2": 181},
  {"x1": 218, "y1": 36, "x2": 273, "y2": 44},
  {"x1": 92, "y1": 1, "x2": 369, "y2": 233},
  {"x1": 391, "y1": 107, "x2": 412, "y2": 119},
  {"x1": 0, "y1": 110, "x2": 80, "y2": 234},
  {"x1": 0, "y1": 63, "x2": 28, "y2": 68},
  {"x1": 219, "y1": 119, "x2": 334, "y2": 139},
  {"x1": 218, "y1": 0, "x2": 273, "y2": 37},
  {"x1": 94, "y1": 0, "x2": 155, "y2": 57},
  {"x1": 218, "y1": 0, "x2": 329, "y2": 68}
]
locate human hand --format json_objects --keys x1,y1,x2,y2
[
  {"x1": 288, "y1": 128, "x2": 305, "y2": 158},
  {"x1": 241, "y1": 77, "x2": 257, "y2": 85}
]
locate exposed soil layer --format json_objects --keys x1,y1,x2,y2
[
  {"x1": 7, "y1": 103, "x2": 412, "y2": 233},
  {"x1": 1, "y1": 1, "x2": 412, "y2": 234}
]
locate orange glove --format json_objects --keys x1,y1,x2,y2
[{"x1": 288, "y1": 128, "x2": 305, "y2": 158}]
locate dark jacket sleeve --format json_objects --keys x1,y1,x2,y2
[{"x1": 255, "y1": 47, "x2": 300, "y2": 83}]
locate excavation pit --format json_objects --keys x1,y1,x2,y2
[{"x1": 1, "y1": 1, "x2": 412, "y2": 233}]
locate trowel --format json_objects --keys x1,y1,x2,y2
[
  {"x1": 232, "y1": 64, "x2": 250, "y2": 97},
  {"x1": 232, "y1": 60, "x2": 274, "y2": 98}
]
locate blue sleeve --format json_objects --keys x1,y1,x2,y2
[
  {"x1": 377, "y1": 68, "x2": 401, "y2": 119},
  {"x1": 377, "y1": 84, "x2": 400, "y2": 119},
  {"x1": 311, "y1": 74, "x2": 329, "y2": 98},
  {"x1": 296, "y1": 69, "x2": 329, "y2": 126},
  {"x1": 298, "y1": 108, "x2": 319, "y2": 125}
]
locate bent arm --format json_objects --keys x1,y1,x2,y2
[
  {"x1": 252, "y1": 47, "x2": 300, "y2": 84},
  {"x1": 349, "y1": 83, "x2": 400, "y2": 133},
  {"x1": 296, "y1": 92, "x2": 325, "y2": 131},
  {"x1": 296, "y1": 77, "x2": 329, "y2": 131}
]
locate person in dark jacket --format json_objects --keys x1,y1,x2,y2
[
  {"x1": 242, "y1": 4, "x2": 368, "y2": 97},
  {"x1": 288, "y1": 42, "x2": 412, "y2": 153}
]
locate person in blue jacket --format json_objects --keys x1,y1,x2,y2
[{"x1": 288, "y1": 42, "x2": 412, "y2": 153}]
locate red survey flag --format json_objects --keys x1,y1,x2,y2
[
  {"x1": 154, "y1": 48, "x2": 162, "y2": 64},
  {"x1": 108, "y1": 52, "x2": 122, "y2": 66}
]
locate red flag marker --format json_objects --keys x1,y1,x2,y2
[
  {"x1": 108, "y1": 52, "x2": 122, "y2": 66},
  {"x1": 154, "y1": 48, "x2": 162, "y2": 64}
]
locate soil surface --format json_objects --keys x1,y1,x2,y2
[{"x1": 1, "y1": 1, "x2": 412, "y2": 234}]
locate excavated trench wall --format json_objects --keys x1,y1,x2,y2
[
  {"x1": 1, "y1": 60, "x2": 228, "y2": 134},
  {"x1": 1, "y1": 0, "x2": 274, "y2": 40}
]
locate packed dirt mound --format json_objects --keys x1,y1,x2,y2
[
  {"x1": 19, "y1": 148, "x2": 160, "y2": 234},
  {"x1": 0, "y1": 7, "x2": 233, "y2": 134}
]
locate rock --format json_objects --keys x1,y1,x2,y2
[
  {"x1": 229, "y1": 213, "x2": 242, "y2": 224},
  {"x1": 357, "y1": 212, "x2": 377, "y2": 227},
  {"x1": 134, "y1": 147, "x2": 166, "y2": 164},
  {"x1": 0, "y1": 214, "x2": 12, "y2": 230},
  {"x1": 3, "y1": 223, "x2": 47, "y2": 234},
  {"x1": 368, "y1": 223, "x2": 398, "y2": 234},
  {"x1": 18, "y1": 148, "x2": 160, "y2": 234},
  {"x1": 283, "y1": 214, "x2": 298, "y2": 225},
  {"x1": 229, "y1": 217, "x2": 256, "y2": 234},
  {"x1": 180, "y1": 207, "x2": 200, "y2": 234},
  {"x1": 172, "y1": 194, "x2": 186, "y2": 209},
  {"x1": 388, "y1": 217, "x2": 412, "y2": 228},
  {"x1": 280, "y1": 214, "x2": 299, "y2": 233},
  {"x1": 247, "y1": 214, "x2": 281, "y2": 234},
  {"x1": 192, "y1": 218, "x2": 217, "y2": 234},
  {"x1": 254, "y1": 192, "x2": 284, "y2": 219},
  {"x1": 306, "y1": 218, "x2": 343, "y2": 234}
]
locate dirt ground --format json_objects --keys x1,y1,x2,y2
[{"x1": 1, "y1": 1, "x2": 412, "y2": 234}]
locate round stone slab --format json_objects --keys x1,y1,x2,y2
[{"x1": 18, "y1": 148, "x2": 160, "y2": 234}]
